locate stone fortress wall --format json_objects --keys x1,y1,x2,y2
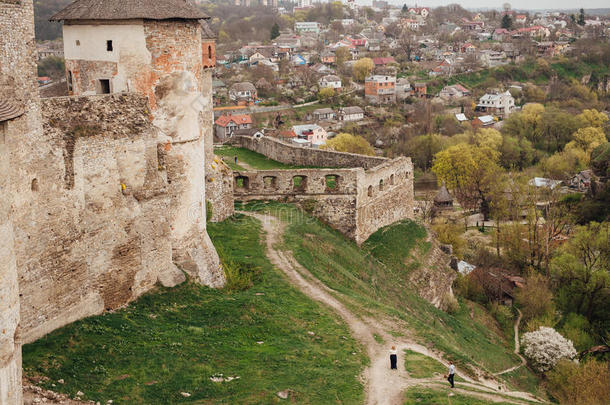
[
  {"x1": 230, "y1": 136, "x2": 414, "y2": 244},
  {"x1": 0, "y1": 2, "x2": 227, "y2": 402}
]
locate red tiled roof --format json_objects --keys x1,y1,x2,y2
[
  {"x1": 372, "y1": 57, "x2": 396, "y2": 65},
  {"x1": 215, "y1": 114, "x2": 252, "y2": 127}
]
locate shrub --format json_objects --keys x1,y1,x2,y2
[
  {"x1": 454, "y1": 274, "x2": 486, "y2": 304},
  {"x1": 489, "y1": 302, "x2": 514, "y2": 335},
  {"x1": 559, "y1": 313, "x2": 595, "y2": 352},
  {"x1": 514, "y1": 272, "x2": 555, "y2": 322},
  {"x1": 431, "y1": 223, "x2": 466, "y2": 258},
  {"x1": 521, "y1": 327, "x2": 577, "y2": 372},
  {"x1": 443, "y1": 293, "x2": 459, "y2": 314},
  {"x1": 546, "y1": 359, "x2": 610, "y2": 405},
  {"x1": 222, "y1": 256, "x2": 262, "y2": 292}
]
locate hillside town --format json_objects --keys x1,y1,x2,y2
[{"x1": 1, "y1": 0, "x2": 608, "y2": 404}]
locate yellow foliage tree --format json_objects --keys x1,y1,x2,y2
[
  {"x1": 474, "y1": 128, "x2": 503, "y2": 150},
  {"x1": 577, "y1": 109, "x2": 609, "y2": 128},
  {"x1": 321, "y1": 133, "x2": 375, "y2": 156},
  {"x1": 318, "y1": 87, "x2": 335, "y2": 102},
  {"x1": 432, "y1": 143, "x2": 502, "y2": 219},
  {"x1": 353, "y1": 57, "x2": 374, "y2": 82},
  {"x1": 565, "y1": 126, "x2": 608, "y2": 155}
]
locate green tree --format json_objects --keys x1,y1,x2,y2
[
  {"x1": 403, "y1": 134, "x2": 447, "y2": 170},
  {"x1": 515, "y1": 272, "x2": 555, "y2": 322},
  {"x1": 501, "y1": 14, "x2": 513, "y2": 29},
  {"x1": 270, "y1": 23, "x2": 280, "y2": 40},
  {"x1": 578, "y1": 8, "x2": 586, "y2": 26},
  {"x1": 551, "y1": 221, "x2": 610, "y2": 322},
  {"x1": 577, "y1": 109, "x2": 609, "y2": 128},
  {"x1": 565, "y1": 126, "x2": 608, "y2": 156},
  {"x1": 321, "y1": 133, "x2": 375, "y2": 156},
  {"x1": 353, "y1": 58, "x2": 374, "y2": 82}
]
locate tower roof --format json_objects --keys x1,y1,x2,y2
[
  {"x1": 434, "y1": 183, "x2": 453, "y2": 203},
  {"x1": 50, "y1": 0, "x2": 209, "y2": 22},
  {"x1": 0, "y1": 99, "x2": 24, "y2": 123}
]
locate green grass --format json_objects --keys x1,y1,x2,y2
[
  {"x1": 239, "y1": 202, "x2": 533, "y2": 386},
  {"x1": 403, "y1": 350, "x2": 445, "y2": 378},
  {"x1": 214, "y1": 146, "x2": 318, "y2": 170},
  {"x1": 22, "y1": 214, "x2": 366, "y2": 404},
  {"x1": 403, "y1": 387, "x2": 517, "y2": 405}
]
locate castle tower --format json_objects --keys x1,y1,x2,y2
[
  {"x1": 0, "y1": 0, "x2": 40, "y2": 402},
  {"x1": 51, "y1": 0, "x2": 225, "y2": 286}
]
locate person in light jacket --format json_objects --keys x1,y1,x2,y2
[{"x1": 446, "y1": 362, "x2": 455, "y2": 388}]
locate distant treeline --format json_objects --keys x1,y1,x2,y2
[{"x1": 34, "y1": 0, "x2": 71, "y2": 41}]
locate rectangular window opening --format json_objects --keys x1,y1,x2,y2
[{"x1": 106, "y1": 40, "x2": 113, "y2": 52}]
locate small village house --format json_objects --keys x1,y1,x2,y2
[
  {"x1": 338, "y1": 106, "x2": 364, "y2": 122},
  {"x1": 433, "y1": 183, "x2": 453, "y2": 210},
  {"x1": 475, "y1": 91, "x2": 515, "y2": 117},
  {"x1": 292, "y1": 124, "x2": 328, "y2": 146},
  {"x1": 318, "y1": 74, "x2": 342, "y2": 92},
  {"x1": 365, "y1": 75, "x2": 396, "y2": 104},
  {"x1": 312, "y1": 108, "x2": 336, "y2": 121},
  {"x1": 229, "y1": 82, "x2": 257, "y2": 105},
  {"x1": 215, "y1": 113, "x2": 253, "y2": 140},
  {"x1": 439, "y1": 84, "x2": 470, "y2": 100}
]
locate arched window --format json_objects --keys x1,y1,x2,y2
[
  {"x1": 390, "y1": 174, "x2": 395, "y2": 185},
  {"x1": 235, "y1": 175, "x2": 249, "y2": 190},
  {"x1": 368, "y1": 185, "x2": 373, "y2": 197},
  {"x1": 208, "y1": 45, "x2": 212, "y2": 59},
  {"x1": 292, "y1": 175, "x2": 307, "y2": 191},
  {"x1": 263, "y1": 176, "x2": 277, "y2": 190},
  {"x1": 325, "y1": 174, "x2": 340, "y2": 191},
  {"x1": 379, "y1": 179, "x2": 384, "y2": 191}
]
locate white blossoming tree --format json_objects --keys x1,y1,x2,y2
[{"x1": 521, "y1": 326, "x2": 577, "y2": 372}]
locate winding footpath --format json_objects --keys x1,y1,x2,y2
[
  {"x1": 243, "y1": 212, "x2": 543, "y2": 405},
  {"x1": 495, "y1": 309, "x2": 527, "y2": 376}
]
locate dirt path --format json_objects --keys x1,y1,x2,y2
[
  {"x1": 495, "y1": 309, "x2": 527, "y2": 376},
  {"x1": 243, "y1": 212, "x2": 543, "y2": 405}
]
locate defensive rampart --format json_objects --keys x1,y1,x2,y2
[
  {"x1": 233, "y1": 155, "x2": 414, "y2": 244},
  {"x1": 230, "y1": 135, "x2": 387, "y2": 169}
]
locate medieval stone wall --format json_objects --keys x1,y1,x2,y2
[
  {"x1": 232, "y1": 156, "x2": 414, "y2": 243},
  {"x1": 230, "y1": 135, "x2": 387, "y2": 169},
  {"x1": 355, "y1": 156, "x2": 415, "y2": 244},
  {"x1": 1, "y1": 0, "x2": 38, "y2": 401},
  {"x1": 9, "y1": 94, "x2": 180, "y2": 344}
]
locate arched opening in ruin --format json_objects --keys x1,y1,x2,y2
[
  {"x1": 368, "y1": 185, "x2": 373, "y2": 197},
  {"x1": 292, "y1": 175, "x2": 307, "y2": 191},
  {"x1": 31, "y1": 178, "x2": 39, "y2": 191},
  {"x1": 208, "y1": 45, "x2": 213, "y2": 59},
  {"x1": 325, "y1": 174, "x2": 340, "y2": 191},
  {"x1": 390, "y1": 174, "x2": 394, "y2": 185},
  {"x1": 379, "y1": 179, "x2": 384, "y2": 191},
  {"x1": 234, "y1": 175, "x2": 249, "y2": 190},
  {"x1": 263, "y1": 176, "x2": 278, "y2": 190}
]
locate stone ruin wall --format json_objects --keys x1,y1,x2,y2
[
  {"x1": 233, "y1": 168, "x2": 360, "y2": 238},
  {"x1": 230, "y1": 135, "x2": 387, "y2": 169},
  {"x1": 354, "y1": 156, "x2": 415, "y2": 244},
  {"x1": 232, "y1": 157, "x2": 414, "y2": 244}
]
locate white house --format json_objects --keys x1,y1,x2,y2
[
  {"x1": 476, "y1": 91, "x2": 515, "y2": 117},
  {"x1": 319, "y1": 74, "x2": 342, "y2": 91},
  {"x1": 338, "y1": 106, "x2": 364, "y2": 122},
  {"x1": 295, "y1": 21, "x2": 321, "y2": 34}
]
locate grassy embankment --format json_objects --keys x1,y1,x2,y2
[
  {"x1": 240, "y1": 202, "x2": 542, "y2": 396},
  {"x1": 22, "y1": 214, "x2": 367, "y2": 404},
  {"x1": 214, "y1": 145, "x2": 319, "y2": 171}
]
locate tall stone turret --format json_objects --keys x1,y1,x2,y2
[
  {"x1": 0, "y1": 0, "x2": 40, "y2": 402},
  {"x1": 52, "y1": 0, "x2": 225, "y2": 286}
]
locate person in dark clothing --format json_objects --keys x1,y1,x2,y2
[
  {"x1": 390, "y1": 346, "x2": 397, "y2": 370},
  {"x1": 446, "y1": 362, "x2": 455, "y2": 388},
  {"x1": 234, "y1": 155, "x2": 237, "y2": 164}
]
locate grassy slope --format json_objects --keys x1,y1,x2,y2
[
  {"x1": 403, "y1": 349, "x2": 446, "y2": 379},
  {"x1": 214, "y1": 146, "x2": 317, "y2": 170},
  {"x1": 403, "y1": 387, "x2": 517, "y2": 405},
  {"x1": 240, "y1": 202, "x2": 539, "y2": 395},
  {"x1": 22, "y1": 215, "x2": 366, "y2": 404}
]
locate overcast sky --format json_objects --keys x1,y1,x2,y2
[{"x1": 364, "y1": 1, "x2": 609, "y2": 10}]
